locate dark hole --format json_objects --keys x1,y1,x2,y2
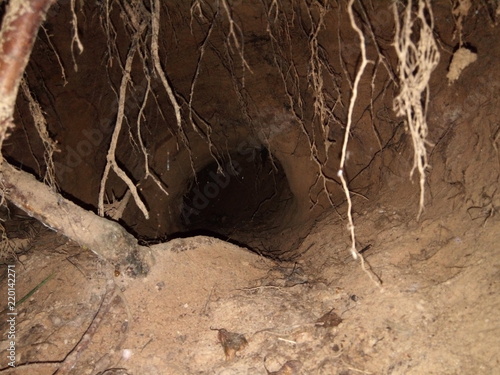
[{"x1": 179, "y1": 146, "x2": 293, "y2": 245}]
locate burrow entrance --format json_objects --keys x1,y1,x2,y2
[{"x1": 179, "y1": 147, "x2": 294, "y2": 247}]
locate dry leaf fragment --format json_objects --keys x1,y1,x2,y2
[{"x1": 214, "y1": 328, "x2": 248, "y2": 360}]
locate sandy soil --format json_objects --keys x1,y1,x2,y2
[{"x1": 0, "y1": 188, "x2": 498, "y2": 374}]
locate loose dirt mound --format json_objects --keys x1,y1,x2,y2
[{"x1": 0, "y1": 199, "x2": 498, "y2": 374}]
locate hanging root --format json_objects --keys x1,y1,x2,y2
[
  {"x1": 20, "y1": 79, "x2": 58, "y2": 189},
  {"x1": 98, "y1": 39, "x2": 149, "y2": 219},
  {"x1": 263, "y1": 1, "x2": 343, "y2": 208},
  {"x1": 341, "y1": 0, "x2": 382, "y2": 289},
  {"x1": 70, "y1": 0, "x2": 84, "y2": 71},
  {"x1": 392, "y1": 0, "x2": 440, "y2": 219}
]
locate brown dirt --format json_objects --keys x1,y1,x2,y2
[
  {"x1": 0, "y1": 184, "x2": 498, "y2": 374},
  {"x1": 0, "y1": 1, "x2": 499, "y2": 374}
]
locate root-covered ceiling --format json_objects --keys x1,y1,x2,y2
[{"x1": 3, "y1": 0, "x2": 499, "y2": 259}]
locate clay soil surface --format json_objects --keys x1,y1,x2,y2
[{"x1": 0, "y1": 188, "x2": 498, "y2": 374}]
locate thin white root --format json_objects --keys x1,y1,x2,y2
[
  {"x1": 343, "y1": 0, "x2": 382, "y2": 289},
  {"x1": 70, "y1": 0, "x2": 84, "y2": 71}
]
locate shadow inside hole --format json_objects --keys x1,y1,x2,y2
[{"x1": 179, "y1": 147, "x2": 292, "y2": 237}]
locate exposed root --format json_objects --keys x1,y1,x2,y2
[
  {"x1": 392, "y1": 0, "x2": 440, "y2": 219},
  {"x1": 0, "y1": 0, "x2": 55, "y2": 151},
  {"x1": 341, "y1": 0, "x2": 381, "y2": 289},
  {"x1": 41, "y1": 26, "x2": 68, "y2": 86},
  {"x1": 136, "y1": 78, "x2": 169, "y2": 197},
  {"x1": 20, "y1": 78, "x2": 58, "y2": 189},
  {"x1": 98, "y1": 39, "x2": 149, "y2": 219},
  {"x1": 70, "y1": 0, "x2": 84, "y2": 71},
  {"x1": 452, "y1": 0, "x2": 472, "y2": 46}
]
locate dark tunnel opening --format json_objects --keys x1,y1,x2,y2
[{"x1": 179, "y1": 146, "x2": 294, "y2": 246}]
